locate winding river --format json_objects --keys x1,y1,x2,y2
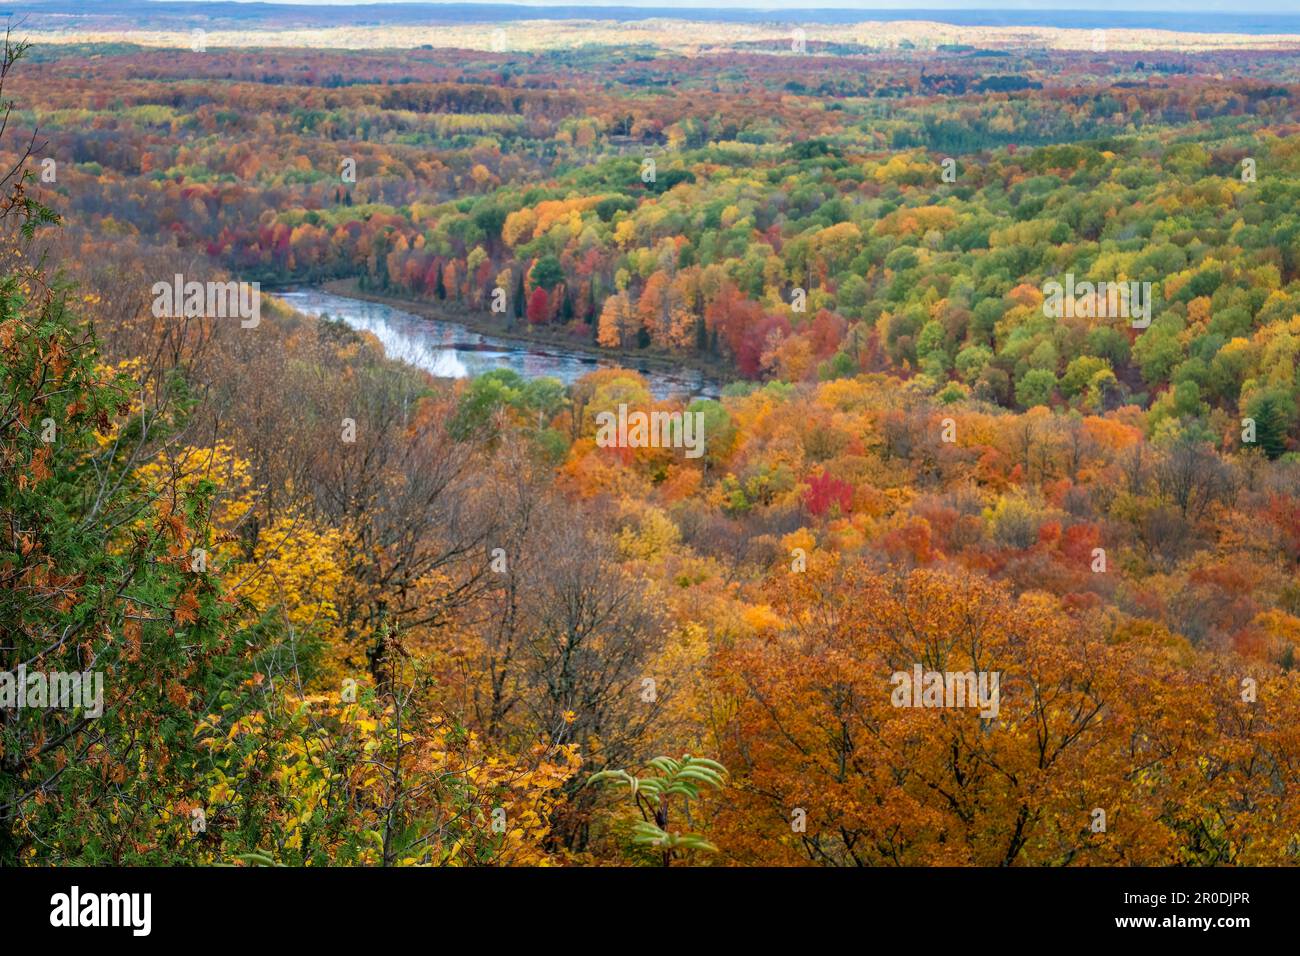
[{"x1": 278, "y1": 287, "x2": 722, "y2": 400}]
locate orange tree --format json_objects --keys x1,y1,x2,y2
[{"x1": 706, "y1": 559, "x2": 1300, "y2": 865}]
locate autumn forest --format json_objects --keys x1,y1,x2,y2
[{"x1": 4, "y1": 1, "x2": 1300, "y2": 881}]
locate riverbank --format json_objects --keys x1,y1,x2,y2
[
  {"x1": 318, "y1": 278, "x2": 731, "y2": 386},
  {"x1": 275, "y1": 285, "x2": 722, "y2": 400}
]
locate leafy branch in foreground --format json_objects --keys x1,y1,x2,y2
[{"x1": 587, "y1": 755, "x2": 726, "y2": 866}]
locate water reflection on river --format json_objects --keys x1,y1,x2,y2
[{"x1": 278, "y1": 288, "x2": 721, "y2": 400}]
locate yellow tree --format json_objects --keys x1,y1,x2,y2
[{"x1": 597, "y1": 291, "x2": 635, "y2": 349}]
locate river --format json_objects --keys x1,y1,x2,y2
[{"x1": 278, "y1": 287, "x2": 722, "y2": 400}]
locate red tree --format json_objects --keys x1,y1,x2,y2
[
  {"x1": 526, "y1": 286, "x2": 550, "y2": 325},
  {"x1": 804, "y1": 470, "x2": 854, "y2": 518}
]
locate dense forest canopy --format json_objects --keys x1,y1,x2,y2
[{"x1": 3, "y1": 16, "x2": 1300, "y2": 868}]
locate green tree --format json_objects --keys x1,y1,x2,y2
[
  {"x1": 587, "y1": 755, "x2": 726, "y2": 866},
  {"x1": 530, "y1": 254, "x2": 565, "y2": 292},
  {"x1": 1245, "y1": 388, "x2": 1295, "y2": 459},
  {"x1": 0, "y1": 39, "x2": 250, "y2": 863},
  {"x1": 1016, "y1": 368, "x2": 1057, "y2": 409}
]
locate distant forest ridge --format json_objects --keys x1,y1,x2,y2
[{"x1": 14, "y1": 2, "x2": 1300, "y2": 36}]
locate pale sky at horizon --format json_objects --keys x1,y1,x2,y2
[{"x1": 157, "y1": 0, "x2": 1300, "y2": 12}]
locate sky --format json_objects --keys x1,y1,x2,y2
[{"x1": 161, "y1": 0, "x2": 1300, "y2": 12}]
